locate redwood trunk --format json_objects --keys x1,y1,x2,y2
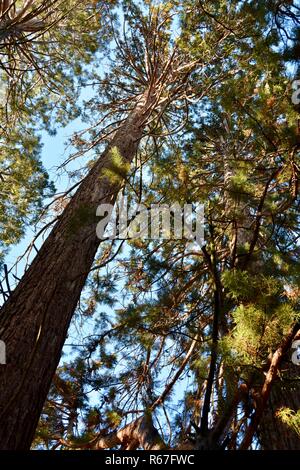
[{"x1": 0, "y1": 88, "x2": 155, "y2": 449}]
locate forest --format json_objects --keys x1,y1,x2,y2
[{"x1": 0, "y1": 0, "x2": 299, "y2": 451}]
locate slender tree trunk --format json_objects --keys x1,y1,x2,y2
[{"x1": 0, "y1": 87, "x2": 155, "y2": 450}]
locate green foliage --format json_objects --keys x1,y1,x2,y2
[
  {"x1": 0, "y1": 127, "x2": 54, "y2": 259},
  {"x1": 106, "y1": 410, "x2": 122, "y2": 427},
  {"x1": 221, "y1": 303, "x2": 297, "y2": 367},
  {"x1": 67, "y1": 204, "x2": 99, "y2": 237},
  {"x1": 0, "y1": 1, "x2": 117, "y2": 256}
]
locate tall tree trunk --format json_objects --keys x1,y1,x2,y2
[
  {"x1": 259, "y1": 339, "x2": 300, "y2": 450},
  {"x1": 0, "y1": 87, "x2": 155, "y2": 450}
]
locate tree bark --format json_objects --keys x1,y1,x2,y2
[
  {"x1": 92, "y1": 415, "x2": 167, "y2": 450},
  {"x1": 0, "y1": 87, "x2": 156, "y2": 450},
  {"x1": 240, "y1": 325, "x2": 300, "y2": 449}
]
